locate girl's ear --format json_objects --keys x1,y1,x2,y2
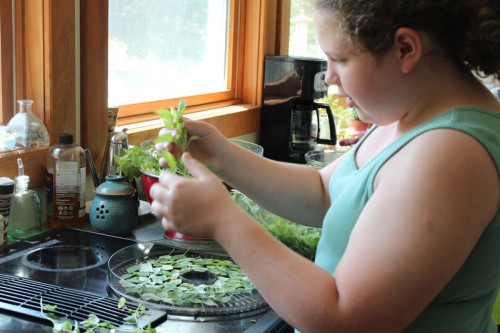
[{"x1": 394, "y1": 27, "x2": 422, "y2": 74}]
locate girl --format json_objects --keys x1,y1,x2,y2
[{"x1": 150, "y1": 1, "x2": 500, "y2": 331}]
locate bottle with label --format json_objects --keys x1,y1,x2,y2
[
  {"x1": 0, "y1": 177, "x2": 14, "y2": 223},
  {"x1": 0, "y1": 177, "x2": 15, "y2": 243},
  {"x1": 7, "y1": 159, "x2": 41, "y2": 240},
  {"x1": 47, "y1": 133, "x2": 86, "y2": 228}
]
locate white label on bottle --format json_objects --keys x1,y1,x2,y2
[
  {"x1": 56, "y1": 161, "x2": 79, "y2": 189},
  {"x1": 55, "y1": 161, "x2": 80, "y2": 220}
]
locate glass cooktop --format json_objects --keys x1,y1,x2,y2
[{"x1": 0, "y1": 228, "x2": 290, "y2": 333}]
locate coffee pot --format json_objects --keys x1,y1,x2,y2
[
  {"x1": 85, "y1": 129, "x2": 129, "y2": 188},
  {"x1": 100, "y1": 130, "x2": 129, "y2": 185},
  {"x1": 290, "y1": 100, "x2": 336, "y2": 155},
  {"x1": 261, "y1": 56, "x2": 337, "y2": 163}
]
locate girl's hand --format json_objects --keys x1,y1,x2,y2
[
  {"x1": 155, "y1": 118, "x2": 227, "y2": 173},
  {"x1": 149, "y1": 152, "x2": 236, "y2": 238}
]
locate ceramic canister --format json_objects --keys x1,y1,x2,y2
[{"x1": 89, "y1": 175, "x2": 138, "y2": 235}]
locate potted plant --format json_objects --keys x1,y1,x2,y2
[
  {"x1": 346, "y1": 107, "x2": 372, "y2": 132},
  {"x1": 324, "y1": 94, "x2": 371, "y2": 143}
]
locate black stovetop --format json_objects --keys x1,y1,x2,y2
[
  {"x1": 0, "y1": 228, "x2": 291, "y2": 333},
  {"x1": 0, "y1": 227, "x2": 135, "y2": 295}
]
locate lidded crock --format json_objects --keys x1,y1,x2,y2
[{"x1": 89, "y1": 175, "x2": 138, "y2": 235}]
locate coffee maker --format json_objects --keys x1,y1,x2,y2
[{"x1": 260, "y1": 56, "x2": 336, "y2": 163}]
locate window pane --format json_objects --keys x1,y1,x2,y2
[
  {"x1": 288, "y1": 1, "x2": 324, "y2": 58},
  {"x1": 108, "y1": 0, "x2": 229, "y2": 107}
]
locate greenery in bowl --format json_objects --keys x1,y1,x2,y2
[{"x1": 231, "y1": 190, "x2": 321, "y2": 261}]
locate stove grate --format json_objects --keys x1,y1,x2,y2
[{"x1": 0, "y1": 273, "x2": 166, "y2": 329}]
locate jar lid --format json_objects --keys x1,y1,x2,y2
[
  {"x1": 59, "y1": 133, "x2": 73, "y2": 145},
  {"x1": 0, "y1": 177, "x2": 14, "y2": 194},
  {"x1": 94, "y1": 175, "x2": 136, "y2": 196}
]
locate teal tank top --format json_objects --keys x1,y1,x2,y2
[{"x1": 315, "y1": 107, "x2": 500, "y2": 332}]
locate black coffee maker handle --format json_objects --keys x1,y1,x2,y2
[{"x1": 313, "y1": 101, "x2": 337, "y2": 146}]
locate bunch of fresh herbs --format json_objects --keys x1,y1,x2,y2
[{"x1": 116, "y1": 100, "x2": 198, "y2": 181}]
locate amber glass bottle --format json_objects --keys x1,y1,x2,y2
[{"x1": 47, "y1": 134, "x2": 86, "y2": 228}]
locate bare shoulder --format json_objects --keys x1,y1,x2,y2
[
  {"x1": 332, "y1": 127, "x2": 499, "y2": 331},
  {"x1": 377, "y1": 127, "x2": 499, "y2": 228}
]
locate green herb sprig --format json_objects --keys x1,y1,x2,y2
[
  {"x1": 41, "y1": 298, "x2": 155, "y2": 333},
  {"x1": 154, "y1": 100, "x2": 199, "y2": 177}
]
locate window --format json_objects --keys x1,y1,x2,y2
[
  {"x1": 109, "y1": 0, "x2": 244, "y2": 124},
  {"x1": 288, "y1": 0, "x2": 324, "y2": 58},
  {"x1": 109, "y1": 0, "x2": 231, "y2": 107},
  {"x1": 0, "y1": 0, "x2": 271, "y2": 187},
  {"x1": 0, "y1": 0, "x2": 14, "y2": 125}
]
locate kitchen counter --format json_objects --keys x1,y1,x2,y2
[{"x1": 0, "y1": 201, "x2": 292, "y2": 333}]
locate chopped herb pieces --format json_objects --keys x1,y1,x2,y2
[{"x1": 118, "y1": 253, "x2": 254, "y2": 308}]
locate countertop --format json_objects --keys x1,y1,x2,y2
[{"x1": 9, "y1": 183, "x2": 292, "y2": 332}]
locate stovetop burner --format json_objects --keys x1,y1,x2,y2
[
  {"x1": 0, "y1": 228, "x2": 289, "y2": 333},
  {"x1": 21, "y1": 245, "x2": 108, "y2": 272},
  {"x1": 0, "y1": 228, "x2": 134, "y2": 295}
]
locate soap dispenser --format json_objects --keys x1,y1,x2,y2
[
  {"x1": 7, "y1": 100, "x2": 50, "y2": 148},
  {"x1": 7, "y1": 158, "x2": 41, "y2": 240}
]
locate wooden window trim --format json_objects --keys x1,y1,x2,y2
[
  {"x1": 0, "y1": 0, "x2": 14, "y2": 124},
  {"x1": 0, "y1": 0, "x2": 287, "y2": 188}
]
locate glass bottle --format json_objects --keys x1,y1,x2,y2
[
  {"x1": 7, "y1": 100, "x2": 50, "y2": 148},
  {"x1": 47, "y1": 133, "x2": 86, "y2": 228},
  {"x1": 7, "y1": 174, "x2": 41, "y2": 240},
  {"x1": 0, "y1": 177, "x2": 12, "y2": 244}
]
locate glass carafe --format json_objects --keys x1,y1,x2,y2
[{"x1": 7, "y1": 100, "x2": 50, "y2": 148}]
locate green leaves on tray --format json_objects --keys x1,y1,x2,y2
[{"x1": 119, "y1": 252, "x2": 254, "y2": 308}]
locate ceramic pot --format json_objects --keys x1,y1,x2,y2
[
  {"x1": 89, "y1": 175, "x2": 138, "y2": 235},
  {"x1": 347, "y1": 120, "x2": 371, "y2": 132}
]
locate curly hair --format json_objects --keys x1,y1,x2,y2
[{"x1": 315, "y1": 0, "x2": 500, "y2": 80}]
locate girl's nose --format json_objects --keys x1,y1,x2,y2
[{"x1": 324, "y1": 66, "x2": 340, "y2": 86}]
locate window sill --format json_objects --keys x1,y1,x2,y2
[
  {"x1": 0, "y1": 147, "x2": 49, "y2": 187},
  {"x1": 0, "y1": 104, "x2": 261, "y2": 188},
  {"x1": 122, "y1": 104, "x2": 261, "y2": 146}
]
